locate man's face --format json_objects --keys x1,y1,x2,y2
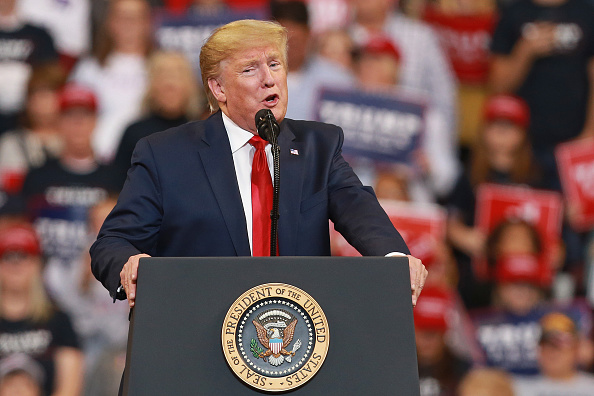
[
  {"x1": 538, "y1": 337, "x2": 579, "y2": 379},
  {"x1": 208, "y1": 45, "x2": 288, "y2": 134}
]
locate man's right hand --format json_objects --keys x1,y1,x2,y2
[{"x1": 120, "y1": 253, "x2": 151, "y2": 308}]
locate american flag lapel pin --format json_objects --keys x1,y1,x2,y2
[{"x1": 290, "y1": 148, "x2": 299, "y2": 155}]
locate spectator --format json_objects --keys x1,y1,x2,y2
[
  {"x1": 374, "y1": 170, "x2": 411, "y2": 202},
  {"x1": 489, "y1": 0, "x2": 594, "y2": 190},
  {"x1": 66, "y1": 197, "x2": 129, "y2": 396},
  {"x1": 112, "y1": 51, "x2": 203, "y2": 188},
  {"x1": 314, "y1": 28, "x2": 355, "y2": 71},
  {"x1": 0, "y1": 65, "x2": 66, "y2": 195},
  {"x1": 415, "y1": 286, "x2": 471, "y2": 396},
  {"x1": 17, "y1": 0, "x2": 92, "y2": 72},
  {"x1": 514, "y1": 312, "x2": 594, "y2": 395},
  {"x1": 447, "y1": 94, "x2": 539, "y2": 308},
  {"x1": 350, "y1": 0, "x2": 459, "y2": 198},
  {"x1": 0, "y1": 354, "x2": 44, "y2": 396},
  {"x1": 20, "y1": 84, "x2": 120, "y2": 303},
  {"x1": 0, "y1": 223, "x2": 83, "y2": 396},
  {"x1": 458, "y1": 368, "x2": 515, "y2": 396},
  {"x1": 271, "y1": 0, "x2": 355, "y2": 121},
  {"x1": 70, "y1": 0, "x2": 153, "y2": 163},
  {"x1": 419, "y1": 0, "x2": 498, "y2": 159},
  {"x1": 0, "y1": 0, "x2": 60, "y2": 135},
  {"x1": 472, "y1": 219, "x2": 557, "y2": 376},
  {"x1": 353, "y1": 35, "x2": 460, "y2": 199}
]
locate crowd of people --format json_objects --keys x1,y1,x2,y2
[{"x1": 0, "y1": 0, "x2": 593, "y2": 394}]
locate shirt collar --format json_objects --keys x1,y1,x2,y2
[{"x1": 222, "y1": 111, "x2": 256, "y2": 154}]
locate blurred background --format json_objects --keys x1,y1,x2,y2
[{"x1": 0, "y1": 0, "x2": 594, "y2": 395}]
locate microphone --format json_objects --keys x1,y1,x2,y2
[
  {"x1": 254, "y1": 108, "x2": 281, "y2": 256},
  {"x1": 255, "y1": 109, "x2": 280, "y2": 144}
]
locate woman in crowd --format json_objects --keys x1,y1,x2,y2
[
  {"x1": 446, "y1": 94, "x2": 539, "y2": 307},
  {"x1": 111, "y1": 51, "x2": 203, "y2": 188},
  {"x1": 0, "y1": 65, "x2": 66, "y2": 195},
  {"x1": 0, "y1": 223, "x2": 83, "y2": 396},
  {"x1": 70, "y1": 0, "x2": 153, "y2": 163}
]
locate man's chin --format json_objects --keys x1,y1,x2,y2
[{"x1": 270, "y1": 106, "x2": 287, "y2": 124}]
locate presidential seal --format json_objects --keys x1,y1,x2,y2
[{"x1": 222, "y1": 283, "x2": 329, "y2": 392}]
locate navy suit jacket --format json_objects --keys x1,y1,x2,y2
[{"x1": 90, "y1": 111, "x2": 409, "y2": 298}]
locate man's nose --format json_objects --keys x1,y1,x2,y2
[{"x1": 261, "y1": 66, "x2": 275, "y2": 87}]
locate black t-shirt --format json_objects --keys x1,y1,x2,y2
[
  {"x1": 490, "y1": 0, "x2": 594, "y2": 148},
  {"x1": 21, "y1": 158, "x2": 120, "y2": 262},
  {"x1": 0, "y1": 23, "x2": 59, "y2": 134},
  {"x1": 112, "y1": 113, "x2": 188, "y2": 189},
  {"x1": 0, "y1": 310, "x2": 80, "y2": 395}
]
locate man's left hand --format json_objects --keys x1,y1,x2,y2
[{"x1": 408, "y1": 255, "x2": 428, "y2": 307}]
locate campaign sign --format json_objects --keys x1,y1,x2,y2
[
  {"x1": 423, "y1": 8, "x2": 497, "y2": 84},
  {"x1": 474, "y1": 184, "x2": 563, "y2": 278},
  {"x1": 556, "y1": 138, "x2": 594, "y2": 231},
  {"x1": 154, "y1": 8, "x2": 265, "y2": 74},
  {"x1": 316, "y1": 88, "x2": 425, "y2": 164},
  {"x1": 330, "y1": 200, "x2": 445, "y2": 264}
]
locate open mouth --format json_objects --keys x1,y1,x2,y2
[{"x1": 263, "y1": 94, "x2": 279, "y2": 106}]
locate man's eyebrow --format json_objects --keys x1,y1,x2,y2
[
  {"x1": 267, "y1": 52, "x2": 282, "y2": 62},
  {"x1": 236, "y1": 58, "x2": 259, "y2": 70}
]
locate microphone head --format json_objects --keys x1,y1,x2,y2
[{"x1": 255, "y1": 109, "x2": 279, "y2": 143}]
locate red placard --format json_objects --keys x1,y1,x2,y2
[
  {"x1": 330, "y1": 200, "x2": 446, "y2": 265},
  {"x1": 556, "y1": 138, "x2": 594, "y2": 231},
  {"x1": 474, "y1": 184, "x2": 563, "y2": 279},
  {"x1": 423, "y1": 7, "x2": 497, "y2": 84}
]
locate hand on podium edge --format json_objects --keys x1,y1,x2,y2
[
  {"x1": 121, "y1": 253, "x2": 151, "y2": 308},
  {"x1": 407, "y1": 255, "x2": 428, "y2": 308}
]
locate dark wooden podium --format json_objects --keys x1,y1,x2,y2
[{"x1": 123, "y1": 257, "x2": 420, "y2": 395}]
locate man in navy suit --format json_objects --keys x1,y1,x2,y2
[{"x1": 90, "y1": 19, "x2": 427, "y2": 309}]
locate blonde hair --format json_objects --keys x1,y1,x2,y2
[
  {"x1": 142, "y1": 51, "x2": 203, "y2": 120},
  {"x1": 199, "y1": 19, "x2": 288, "y2": 112},
  {"x1": 0, "y1": 260, "x2": 53, "y2": 323},
  {"x1": 458, "y1": 368, "x2": 515, "y2": 396}
]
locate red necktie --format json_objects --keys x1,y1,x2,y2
[{"x1": 249, "y1": 136, "x2": 272, "y2": 256}]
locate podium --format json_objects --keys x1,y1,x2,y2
[{"x1": 123, "y1": 257, "x2": 420, "y2": 395}]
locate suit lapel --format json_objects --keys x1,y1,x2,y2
[
  {"x1": 277, "y1": 121, "x2": 303, "y2": 256},
  {"x1": 196, "y1": 112, "x2": 251, "y2": 256}
]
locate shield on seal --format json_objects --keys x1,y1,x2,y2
[{"x1": 269, "y1": 337, "x2": 282, "y2": 355}]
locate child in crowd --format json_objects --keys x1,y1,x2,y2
[
  {"x1": 472, "y1": 218, "x2": 592, "y2": 375},
  {"x1": 415, "y1": 286, "x2": 472, "y2": 396}
]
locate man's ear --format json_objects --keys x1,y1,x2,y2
[{"x1": 208, "y1": 78, "x2": 226, "y2": 104}]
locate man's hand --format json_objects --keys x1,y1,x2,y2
[
  {"x1": 408, "y1": 255, "x2": 428, "y2": 308},
  {"x1": 520, "y1": 22, "x2": 557, "y2": 59},
  {"x1": 120, "y1": 253, "x2": 151, "y2": 308}
]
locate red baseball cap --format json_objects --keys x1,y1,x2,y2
[
  {"x1": 361, "y1": 36, "x2": 401, "y2": 62},
  {"x1": 0, "y1": 224, "x2": 41, "y2": 258},
  {"x1": 484, "y1": 94, "x2": 530, "y2": 129},
  {"x1": 59, "y1": 83, "x2": 97, "y2": 112},
  {"x1": 494, "y1": 253, "x2": 549, "y2": 286},
  {"x1": 413, "y1": 286, "x2": 452, "y2": 332}
]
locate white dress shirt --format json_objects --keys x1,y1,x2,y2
[{"x1": 222, "y1": 112, "x2": 274, "y2": 255}]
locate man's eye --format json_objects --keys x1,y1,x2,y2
[
  {"x1": 270, "y1": 62, "x2": 280, "y2": 68},
  {"x1": 243, "y1": 68, "x2": 254, "y2": 73}
]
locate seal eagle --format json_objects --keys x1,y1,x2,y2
[{"x1": 253, "y1": 318, "x2": 298, "y2": 366}]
